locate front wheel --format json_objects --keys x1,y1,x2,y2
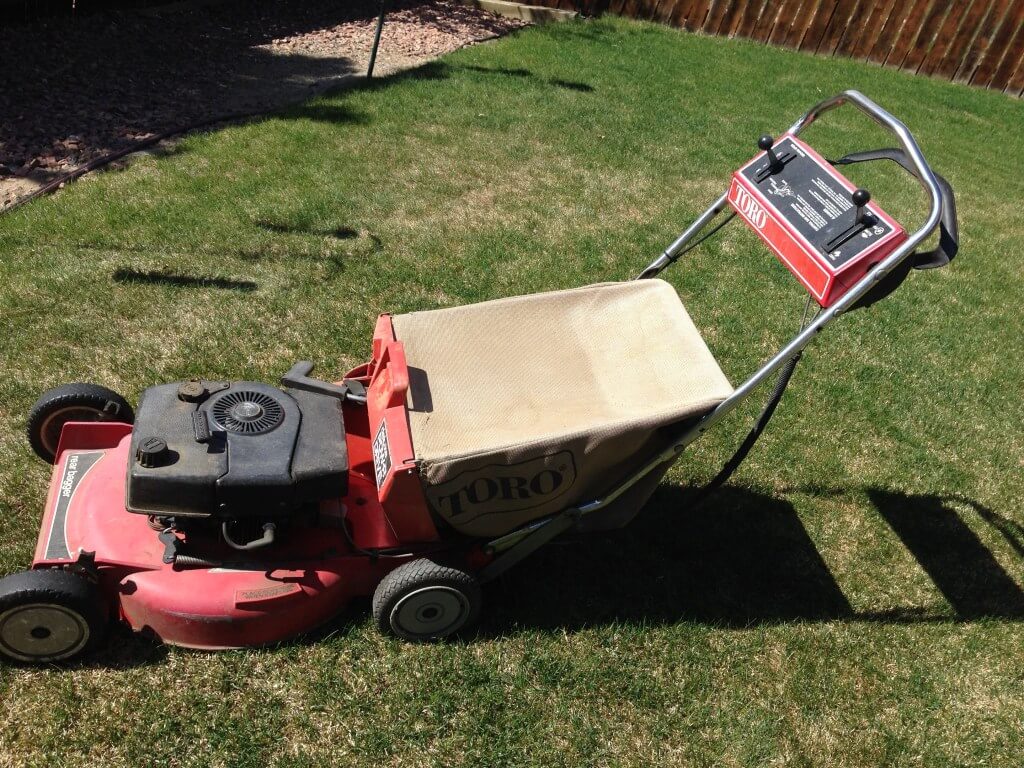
[
  {"x1": 0, "y1": 569, "x2": 108, "y2": 664},
  {"x1": 372, "y1": 559, "x2": 481, "y2": 642},
  {"x1": 26, "y1": 383, "x2": 134, "y2": 463}
]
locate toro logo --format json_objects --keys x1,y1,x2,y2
[
  {"x1": 732, "y1": 184, "x2": 768, "y2": 230},
  {"x1": 428, "y1": 451, "x2": 577, "y2": 520}
]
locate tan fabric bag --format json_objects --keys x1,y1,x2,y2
[{"x1": 392, "y1": 280, "x2": 733, "y2": 537}]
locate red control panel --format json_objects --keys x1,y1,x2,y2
[{"x1": 729, "y1": 135, "x2": 907, "y2": 307}]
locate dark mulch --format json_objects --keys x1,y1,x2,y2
[{"x1": 0, "y1": 0, "x2": 525, "y2": 207}]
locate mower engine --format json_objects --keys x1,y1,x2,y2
[{"x1": 126, "y1": 379, "x2": 348, "y2": 544}]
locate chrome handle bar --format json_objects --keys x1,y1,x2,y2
[{"x1": 596, "y1": 91, "x2": 944, "y2": 515}]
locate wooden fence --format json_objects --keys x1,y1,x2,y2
[{"x1": 534, "y1": 0, "x2": 1024, "y2": 96}]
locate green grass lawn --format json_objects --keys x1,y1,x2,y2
[{"x1": 2, "y1": 15, "x2": 1023, "y2": 767}]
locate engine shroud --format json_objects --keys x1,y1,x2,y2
[{"x1": 126, "y1": 381, "x2": 348, "y2": 519}]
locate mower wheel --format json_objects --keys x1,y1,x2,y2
[
  {"x1": 372, "y1": 559, "x2": 481, "y2": 642},
  {"x1": 27, "y1": 383, "x2": 134, "y2": 463},
  {"x1": 0, "y1": 569, "x2": 108, "y2": 664}
]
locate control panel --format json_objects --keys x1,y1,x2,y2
[{"x1": 729, "y1": 134, "x2": 907, "y2": 307}]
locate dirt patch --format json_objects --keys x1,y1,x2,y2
[{"x1": 0, "y1": 0, "x2": 527, "y2": 210}]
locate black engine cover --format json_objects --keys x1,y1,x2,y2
[{"x1": 126, "y1": 380, "x2": 348, "y2": 519}]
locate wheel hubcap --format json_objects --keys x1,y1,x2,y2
[
  {"x1": 40, "y1": 406, "x2": 105, "y2": 456},
  {"x1": 392, "y1": 586, "x2": 470, "y2": 638},
  {"x1": 0, "y1": 603, "x2": 89, "y2": 661}
]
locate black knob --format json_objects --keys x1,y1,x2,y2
[
  {"x1": 852, "y1": 188, "x2": 876, "y2": 226},
  {"x1": 758, "y1": 135, "x2": 782, "y2": 173},
  {"x1": 136, "y1": 436, "x2": 169, "y2": 468}
]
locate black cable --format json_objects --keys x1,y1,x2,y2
[
  {"x1": 692, "y1": 297, "x2": 815, "y2": 504},
  {"x1": 339, "y1": 512, "x2": 443, "y2": 560}
]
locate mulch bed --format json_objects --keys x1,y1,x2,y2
[{"x1": 0, "y1": 0, "x2": 526, "y2": 208}]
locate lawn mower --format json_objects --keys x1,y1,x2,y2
[{"x1": 0, "y1": 91, "x2": 958, "y2": 664}]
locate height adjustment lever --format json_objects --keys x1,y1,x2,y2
[
  {"x1": 852, "y1": 188, "x2": 876, "y2": 227},
  {"x1": 760, "y1": 135, "x2": 781, "y2": 172},
  {"x1": 825, "y1": 187, "x2": 878, "y2": 252},
  {"x1": 753, "y1": 135, "x2": 795, "y2": 182}
]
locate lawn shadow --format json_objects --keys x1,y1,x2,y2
[
  {"x1": 255, "y1": 221, "x2": 360, "y2": 239},
  {"x1": 481, "y1": 484, "x2": 853, "y2": 634},
  {"x1": 479, "y1": 484, "x2": 1024, "y2": 636},
  {"x1": 868, "y1": 490, "x2": 1024, "y2": 619},
  {"x1": 113, "y1": 268, "x2": 257, "y2": 291},
  {"x1": 51, "y1": 485, "x2": 1023, "y2": 667},
  {"x1": 0, "y1": 3, "x2": 368, "y2": 173},
  {"x1": 458, "y1": 64, "x2": 595, "y2": 92},
  {"x1": 242, "y1": 222, "x2": 382, "y2": 276},
  {"x1": 49, "y1": 625, "x2": 170, "y2": 672}
]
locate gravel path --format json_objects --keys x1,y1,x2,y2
[{"x1": 0, "y1": 0, "x2": 526, "y2": 209}]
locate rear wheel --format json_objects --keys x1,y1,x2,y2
[
  {"x1": 372, "y1": 559, "x2": 481, "y2": 642},
  {"x1": 0, "y1": 569, "x2": 108, "y2": 664},
  {"x1": 27, "y1": 383, "x2": 134, "y2": 463}
]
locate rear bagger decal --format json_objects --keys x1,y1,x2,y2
[{"x1": 45, "y1": 451, "x2": 103, "y2": 560}]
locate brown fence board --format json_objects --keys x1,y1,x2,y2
[
  {"x1": 960, "y1": 0, "x2": 1013, "y2": 83},
  {"x1": 786, "y1": 0, "x2": 821, "y2": 47},
  {"x1": 1008, "y1": 48, "x2": 1024, "y2": 95},
  {"x1": 703, "y1": 0, "x2": 731, "y2": 33},
  {"x1": 988, "y1": 8, "x2": 1024, "y2": 88},
  {"x1": 883, "y1": 0, "x2": 930, "y2": 67},
  {"x1": 796, "y1": 0, "x2": 835, "y2": 51},
  {"x1": 869, "y1": 0, "x2": 914, "y2": 64},
  {"x1": 766, "y1": 0, "x2": 800, "y2": 44},
  {"x1": 668, "y1": 0, "x2": 701, "y2": 28},
  {"x1": 684, "y1": 0, "x2": 713, "y2": 29},
  {"x1": 717, "y1": 0, "x2": 747, "y2": 35},
  {"x1": 654, "y1": 0, "x2": 681, "y2": 24},
  {"x1": 655, "y1": 0, "x2": 682, "y2": 24},
  {"x1": 954, "y1": 0, "x2": 1005, "y2": 81},
  {"x1": 836, "y1": 0, "x2": 877, "y2": 56},
  {"x1": 787, "y1": 0, "x2": 816, "y2": 46},
  {"x1": 751, "y1": 0, "x2": 783, "y2": 38},
  {"x1": 918, "y1": 1, "x2": 977, "y2": 75},
  {"x1": 766, "y1": 0, "x2": 793, "y2": 44},
  {"x1": 736, "y1": 0, "x2": 771, "y2": 37},
  {"x1": 852, "y1": 0, "x2": 897, "y2": 60},
  {"x1": 876, "y1": 0, "x2": 917, "y2": 65},
  {"x1": 816, "y1": 0, "x2": 860, "y2": 54},
  {"x1": 900, "y1": 0, "x2": 951, "y2": 71},
  {"x1": 533, "y1": 0, "x2": 1024, "y2": 94},
  {"x1": 935, "y1": 0, "x2": 991, "y2": 80}
]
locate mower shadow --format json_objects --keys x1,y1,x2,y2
[
  {"x1": 62, "y1": 627, "x2": 170, "y2": 671},
  {"x1": 56, "y1": 484, "x2": 1023, "y2": 668},
  {"x1": 867, "y1": 490, "x2": 1024, "y2": 619},
  {"x1": 478, "y1": 484, "x2": 1024, "y2": 636},
  {"x1": 112, "y1": 268, "x2": 257, "y2": 292},
  {"x1": 457, "y1": 64, "x2": 595, "y2": 93}
]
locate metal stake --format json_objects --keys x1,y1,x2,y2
[{"x1": 367, "y1": 1, "x2": 386, "y2": 78}]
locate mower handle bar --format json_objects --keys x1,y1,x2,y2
[
  {"x1": 612, "y1": 92, "x2": 943, "y2": 506},
  {"x1": 487, "y1": 91, "x2": 945, "y2": 553}
]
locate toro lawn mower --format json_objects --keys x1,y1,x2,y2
[{"x1": 0, "y1": 91, "x2": 958, "y2": 664}]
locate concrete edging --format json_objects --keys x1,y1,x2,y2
[{"x1": 458, "y1": 0, "x2": 578, "y2": 23}]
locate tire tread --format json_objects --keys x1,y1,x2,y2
[
  {"x1": 26, "y1": 383, "x2": 133, "y2": 462},
  {"x1": 0, "y1": 569, "x2": 108, "y2": 664},
  {"x1": 372, "y1": 559, "x2": 481, "y2": 641}
]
